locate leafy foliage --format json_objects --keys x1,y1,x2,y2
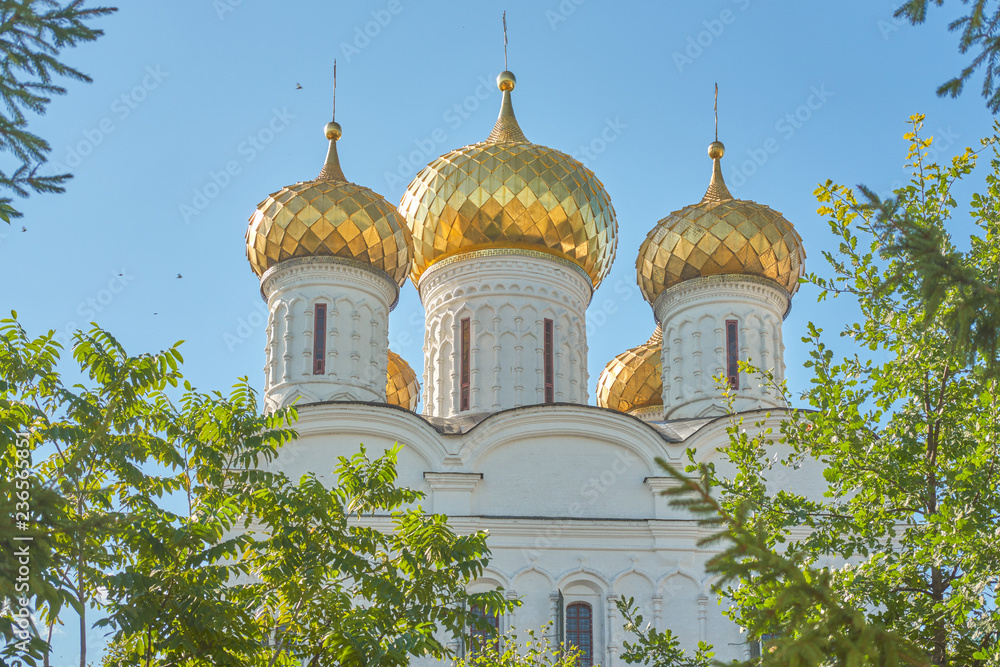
[
  {"x1": 455, "y1": 623, "x2": 584, "y2": 667},
  {"x1": 0, "y1": 315, "x2": 512, "y2": 667},
  {"x1": 231, "y1": 445, "x2": 513, "y2": 667},
  {"x1": 655, "y1": 458, "x2": 928, "y2": 667},
  {"x1": 702, "y1": 117, "x2": 998, "y2": 666},
  {"x1": 617, "y1": 596, "x2": 715, "y2": 667},
  {"x1": 0, "y1": 1, "x2": 115, "y2": 222},
  {"x1": 850, "y1": 118, "x2": 1000, "y2": 375},
  {"x1": 633, "y1": 116, "x2": 1000, "y2": 665}
]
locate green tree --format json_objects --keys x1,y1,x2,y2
[
  {"x1": 0, "y1": 316, "x2": 292, "y2": 666},
  {"x1": 854, "y1": 122, "x2": 1000, "y2": 376},
  {"x1": 0, "y1": 1, "x2": 115, "y2": 222},
  {"x1": 655, "y1": 455, "x2": 927, "y2": 667},
  {"x1": 631, "y1": 115, "x2": 999, "y2": 666},
  {"x1": 797, "y1": 116, "x2": 999, "y2": 665},
  {"x1": 230, "y1": 444, "x2": 512, "y2": 667},
  {"x1": 0, "y1": 316, "x2": 512, "y2": 666}
]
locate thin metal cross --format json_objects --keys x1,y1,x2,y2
[
  {"x1": 503, "y1": 11, "x2": 508, "y2": 70},
  {"x1": 714, "y1": 82, "x2": 719, "y2": 142}
]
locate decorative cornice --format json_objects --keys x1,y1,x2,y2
[
  {"x1": 652, "y1": 273, "x2": 792, "y2": 322},
  {"x1": 643, "y1": 476, "x2": 686, "y2": 494},
  {"x1": 420, "y1": 247, "x2": 593, "y2": 292},
  {"x1": 260, "y1": 255, "x2": 401, "y2": 309},
  {"x1": 419, "y1": 251, "x2": 593, "y2": 313},
  {"x1": 423, "y1": 471, "x2": 484, "y2": 492}
]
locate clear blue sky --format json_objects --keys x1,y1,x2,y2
[{"x1": 3, "y1": 0, "x2": 995, "y2": 407}]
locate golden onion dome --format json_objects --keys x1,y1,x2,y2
[
  {"x1": 595, "y1": 325, "x2": 663, "y2": 415},
  {"x1": 398, "y1": 70, "x2": 617, "y2": 288},
  {"x1": 246, "y1": 120, "x2": 414, "y2": 286},
  {"x1": 386, "y1": 349, "x2": 420, "y2": 411},
  {"x1": 636, "y1": 140, "x2": 806, "y2": 305}
]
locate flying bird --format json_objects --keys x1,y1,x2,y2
[
  {"x1": 20, "y1": 226, "x2": 26, "y2": 232},
  {"x1": 176, "y1": 273, "x2": 183, "y2": 279},
  {"x1": 296, "y1": 83, "x2": 302, "y2": 90}
]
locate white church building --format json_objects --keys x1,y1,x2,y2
[{"x1": 242, "y1": 65, "x2": 812, "y2": 664}]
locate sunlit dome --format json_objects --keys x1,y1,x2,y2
[
  {"x1": 595, "y1": 325, "x2": 663, "y2": 416},
  {"x1": 386, "y1": 349, "x2": 419, "y2": 411},
  {"x1": 636, "y1": 140, "x2": 806, "y2": 306},
  {"x1": 246, "y1": 120, "x2": 413, "y2": 286},
  {"x1": 398, "y1": 70, "x2": 617, "y2": 288}
]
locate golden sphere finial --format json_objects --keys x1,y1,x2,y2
[
  {"x1": 497, "y1": 70, "x2": 516, "y2": 92},
  {"x1": 325, "y1": 121, "x2": 342, "y2": 141},
  {"x1": 708, "y1": 140, "x2": 725, "y2": 159}
]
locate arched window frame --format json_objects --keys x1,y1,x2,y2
[
  {"x1": 313, "y1": 302, "x2": 327, "y2": 375},
  {"x1": 467, "y1": 604, "x2": 501, "y2": 656},
  {"x1": 725, "y1": 318, "x2": 739, "y2": 389},
  {"x1": 544, "y1": 318, "x2": 554, "y2": 403},
  {"x1": 565, "y1": 601, "x2": 593, "y2": 667},
  {"x1": 460, "y1": 316, "x2": 471, "y2": 411}
]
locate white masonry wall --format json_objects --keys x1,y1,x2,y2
[
  {"x1": 417, "y1": 251, "x2": 593, "y2": 418},
  {"x1": 263, "y1": 403, "x2": 832, "y2": 665},
  {"x1": 652, "y1": 275, "x2": 789, "y2": 420},
  {"x1": 260, "y1": 257, "x2": 398, "y2": 411}
]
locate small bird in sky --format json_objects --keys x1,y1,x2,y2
[
  {"x1": 20, "y1": 226, "x2": 26, "y2": 232},
  {"x1": 296, "y1": 83, "x2": 302, "y2": 90},
  {"x1": 176, "y1": 273, "x2": 183, "y2": 279}
]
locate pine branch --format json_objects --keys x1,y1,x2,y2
[
  {"x1": 653, "y1": 457, "x2": 930, "y2": 666},
  {"x1": 0, "y1": 1, "x2": 115, "y2": 222},
  {"x1": 894, "y1": 0, "x2": 1000, "y2": 112}
]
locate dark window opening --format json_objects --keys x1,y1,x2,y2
[
  {"x1": 313, "y1": 303, "x2": 327, "y2": 375},
  {"x1": 565, "y1": 602, "x2": 592, "y2": 667},
  {"x1": 460, "y1": 317, "x2": 471, "y2": 411},
  {"x1": 468, "y1": 605, "x2": 500, "y2": 656},
  {"x1": 725, "y1": 319, "x2": 739, "y2": 389},
  {"x1": 544, "y1": 318, "x2": 554, "y2": 403}
]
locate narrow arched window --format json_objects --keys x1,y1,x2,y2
[
  {"x1": 468, "y1": 604, "x2": 500, "y2": 656},
  {"x1": 313, "y1": 303, "x2": 327, "y2": 375},
  {"x1": 544, "y1": 318, "x2": 554, "y2": 403},
  {"x1": 725, "y1": 318, "x2": 739, "y2": 389},
  {"x1": 460, "y1": 317, "x2": 471, "y2": 411},
  {"x1": 565, "y1": 602, "x2": 593, "y2": 667}
]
